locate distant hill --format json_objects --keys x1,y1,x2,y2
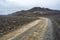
[{"x1": 8, "y1": 7, "x2": 60, "y2": 17}]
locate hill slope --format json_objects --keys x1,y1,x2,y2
[
  {"x1": 9, "y1": 7, "x2": 60, "y2": 17},
  {"x1": 0, "y1": 7, "x2": 60, "y2": 40}
]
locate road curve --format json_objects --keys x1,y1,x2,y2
[
  {"x1": 43, "y1": 19, "x2": 54, "y2": 40},
  {"x1": 8, "y1": 18, "x2": 54, "y2": 40}
]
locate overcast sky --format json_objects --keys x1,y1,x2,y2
[{"x1": 0, "y1": 0, "x2": 60, "y2": 15}]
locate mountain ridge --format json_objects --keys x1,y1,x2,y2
[{"x1": 8, "y1": 7, "x2": 60, "y2": 16}]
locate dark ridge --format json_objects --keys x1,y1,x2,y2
[{"x1": 8, "y1": 7, "x2": 60, "y2": 16}]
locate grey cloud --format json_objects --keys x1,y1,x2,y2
[{"x1": 0, "y1": 0, "x2": 60, "y2": 15}]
